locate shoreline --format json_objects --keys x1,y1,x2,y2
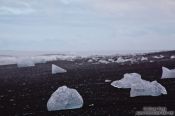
[{"x1": 0, "y1": 50, "x2": 175, "y2": 115}]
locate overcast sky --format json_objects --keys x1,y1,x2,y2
[{"x1": 0, "y1": 0, "x2": 175, "y2": 52}]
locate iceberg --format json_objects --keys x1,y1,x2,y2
[
  {"x1": 161, "y1": 67, "x2": 175, "y2": 79},
  {"x1": 17, "y1": 57, "x2": 35, "y2": 68},
  {"x1": 130, "y1": 81, "x2": 167, "y2": 97},
  {"x1": 52, "y1": 64, "x2": 67, "y2": 74},
  {"x1": 111, "y1": 73, "x2": 167, "y2": 97},
  {"x1": 111, "y1": 73, "x2": 142, "y2": 88},
  {"x1": 47, "y1": 86, "x2": 84, "y2": 111}
]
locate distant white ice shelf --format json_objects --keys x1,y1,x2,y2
[{"x1": 17, "y1": 57, "x2": 35, "y2": 68}]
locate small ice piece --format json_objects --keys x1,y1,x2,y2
[
  {"x1": 92, "y1": 57, "x2": 99, "y2": 61},
  {"x1": 47, "y1": 86, "x2": 84, "y2": 111},
  {"x1": 108, "y1": 59, "x2": 115, "y2": 62},
  {"x1": 116, "y1": 57, "x2": 134, "y2": 63},
  {"x1": 0, "y1": 95, "x2": 4, "y2": 98},
  {"x1": 115, "y1": 57, "x2": 126, "y2": 63},
  {"x1": 9, "y1": 99, "x2": 15, "y2": 102},
  {"x1": 153, "y1": 55, "x2": 164, "y2": 59},
  {"x1": 89, "y1": 104, "x2": 94, "y2": 107},
  {"x1": 130, "y1": 81, "x2": 167, "y2": 97},
  {"x1": 161, "y1": 67, "x2": 175, "y2": 79},
  {"x1": 105, "y1": 80, "x2": 112, "y2": 83},
  {"x1": 111, "y1": 73, "x2": 142, "y2": 88},
  {"x1": 88, "y1": 59, "x2": 93, "y2": 63},
  {"x1": 149, "y1": 60, "x2": 154, "y2": 63},
  {"x1": 141, "y1": 57, "x2": 148, "y2": 61},
  {"x1": 170, "y1": 55, "x2": 175, "y2": 59},
  {"x1": 17, "y1": 57, "x2": 35, "y2": 68},
  {"x1": 98, "y1": 60, "x2": 109, "y2": 64},
  {"x1": 52, "y1": 64, "x2": 67, "y2": 74}
]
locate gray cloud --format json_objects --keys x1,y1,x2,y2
[
  {"x1": 0, "y1": 0, "x2": 175, "y2": 52},
  {"x1": 0, "y1": 6, "x2": 34, "y2": 15},
  {"x1": 0, "y1": 0, "x2": 35, "y2": 15},
  {"x1": 85, "y1": 0, "x2": 175, "y2": 21}
]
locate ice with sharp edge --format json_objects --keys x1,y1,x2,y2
[
  {"x1": 130, "y1": 81, "x2": 167, "y2": 97},
  {"x1": 161, "y1": 67, "x2": 175, "y2": 79},
  {"x1": 52, "y1": 64, "x2": 67, "y2": 74},
  {"x1": 111, "y1": 73, "x2": 167, "y2": 97},
  {"x1": 111, "y1": 73, "x2": 142, "y2": 88}
]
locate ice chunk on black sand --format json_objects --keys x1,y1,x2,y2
[{"x1": 47, "y1": 86, "x2": 83, "y2": 111}]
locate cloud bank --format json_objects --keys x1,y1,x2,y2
[
  {"x1": 0, "y1": 0, "x2": 35, "y2": 15},
  {"x1": 0, "y1": 0, "x2": 175, "y2": 52}
]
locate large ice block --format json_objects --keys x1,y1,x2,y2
[
  {"x1": 130, "y1": 81, "x2": 167, "y2": 97},
  {"x1": 161, "y1": 67, "x2": 175, "y2": 79},
  {"x1": 111, "y1": 73, "x2": 142, "y2": 88},
  {"x1": 47, "y1": 86, "x2": 84, "y2": 111}
]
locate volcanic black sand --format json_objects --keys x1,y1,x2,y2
[{"x1": 0, "y1": 51, "x2": 175, "y2": 116}]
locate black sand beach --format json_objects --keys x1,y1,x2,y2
[{"x1": 0, "y1": 51, "x2": 175, "y2": 116}]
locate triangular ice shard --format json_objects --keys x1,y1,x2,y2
[
  {"x1": 52, "y1": 64, "x2": 67, "y2": 74},
  {"x1": 161, "y1": 67, "x2": 175, "y2": 79}
]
